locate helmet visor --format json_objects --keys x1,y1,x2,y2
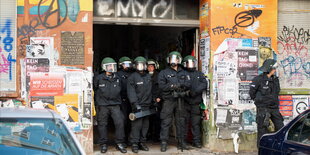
[
  {"x1": 121, "y1": 61, "x2": 132, "y2": 68},
  {"x1": 271, "y1": 62, "x2": 278, "y2": 69},
  {"x1": 102, "y1": 63, "x2": 117, "y2": 73},
  {"x1": 185, "y1": 59, "x2": 197, "y2": 69},
  {"x1": 135, "y1": 62, "x2": 147, "y2": 71},
  {"x1": 168, "y1": 55, "x2": 182, "y2": 64}
]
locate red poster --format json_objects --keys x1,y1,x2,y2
[
  {"x1": 30, "y1": 72, "x2": 64, "y2": 96},
  {"x1": 279, "y1": 95, "x2": 293, "y2": 116}
]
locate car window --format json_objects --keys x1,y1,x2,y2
[
  {"x1": 0, "y1": 118, "x2": 81, "y2": 155},
  {"x1": 287, "y1": 114, "x2": 310, "y2": 145}
]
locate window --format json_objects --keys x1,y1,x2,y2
[{"x1": 287, "y1": 114, "x2": 310, "y2": 145}]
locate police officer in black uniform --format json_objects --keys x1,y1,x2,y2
[
  {"x1": 127, "y1": 56, "x2": 152, "y2": 153},
  {"x1": 183, "y1": 55, "x2": 208, "y2": 148},
  {"x1": 94, "y1": 57, "x2": 127, "y2": 153},
  {"x1": 158, "y1": 51, "x2": 191, "y2": 152},
  {"x1": 116, "y1": 56, "x2": 133, "y2": 141},
  {"x1": 249, "y1": 59, "x2": 284, "y2": 146},
  {"x1": 147, "y1": 59, "x2": 162, "y2": 142}
]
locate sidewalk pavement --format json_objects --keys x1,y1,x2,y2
[{"x1": 93, "y1": 143, "x2": 258, "y2": 155}]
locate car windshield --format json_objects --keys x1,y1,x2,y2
[{"x1": 0, "y1": 118, "x2": 81, "y2": 155}]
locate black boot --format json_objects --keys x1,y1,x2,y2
[
  {"x1": 192, "y1": 141, "x2": 202, "y2": 148},
  {"x1": 177, "y1": 140, "x2": 190, "y2": 150},
  {"x1": 139, "y1": 142, "x2": 149, "y2": 151},
  {"x1": 100, "y1": 144, "x2": 108, "y2": 153},
  {"x1": 116, "y1": 143, "x2": 127, "y2": 153},
  {"x1": 160, "y1": 141, "x2": 167, "y2": 152},
  {"x1": 132, "y1": 143, "x2": 139, "y2": 153}
]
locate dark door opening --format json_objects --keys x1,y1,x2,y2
[
  {"x1": 92, "y1": 24, "x2": 198, "y2": 145},
  {"x1": 93, "y1": 25, "x2": 197, "y2": 73}
]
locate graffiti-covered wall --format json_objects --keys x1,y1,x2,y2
[
  {"x1": 277, "y1": 0, "x2": 310, "y2": 90},
  {"x1": 1, "y1": 0, "x2": 93, "y2": 154},
  {"x1": 199, "y1": 0, "x2": 278, "y2": 152},
  {"x1": 0, "y1": 0, "x2": 17, "y2": 95}
]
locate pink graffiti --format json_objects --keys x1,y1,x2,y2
[
  {"x1": 278, "y1": 38, "x2": 308, "y2": 57},
  {"x1": 0, "y1": 53, "x2": 10, "y2": 73}
]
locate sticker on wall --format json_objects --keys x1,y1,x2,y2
[
  {"x1": 279, "y1": 95, "x2": 293, "y2": 117},
  {"x1": 215, "y1": 108, "x2": 228, "y2": 125},
  {"x1": 227, "y1": 109, "x2": 242, "y2": 129},
  {"x1": 292, "y1": 95, "x2": 309, "y2": 117},
  {"x1": 28, "y1": 37, "x2": 54, "y2": 59},
  {"x1": 30, "y1": 96, "x2": 54, "y2": 109},
  {"x1": 242, "y1": 109, "x2": 256, "y2": 131},
  {"x1": 238, "y1": 82, "x2": 254, "y2": 105}
]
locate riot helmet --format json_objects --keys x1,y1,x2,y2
[
  {"x1": 134, "y1": 56, "x2": 147, "y2": 71},
  {"x1": 183, "y1": 55, "x2": 197, "y2": 70},
  {"x1": 101, "y1": 57, "x2": 117, "y2": 73},
  {"x1": 167, "y1": 51, "x2": 182, "y2": 66},
  {"x1": 119, "y1": 56, "x2": 133, "y2": 69},
  {"x1": 147, "y1": 59, "x2": 159, "y2": 69},
  {"x1": 259, "y1": 59, "x2": 278, "y2": 73}
]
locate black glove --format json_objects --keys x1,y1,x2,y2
[
  {"x1": 190, "y1": 91, "x2": 196, "y2": 97},
  {"x1": 171, "y1": 83, "x2": 181, "y2": 90},
  {"x1": 153, "y1": 102, "x2": 158, "y2": 107}
]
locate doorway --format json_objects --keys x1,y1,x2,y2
[
  {"x1": 92, "y1": 24, "x2": 198, "y2": 145},
  {"x1": 93, "y1": 25, "x2": 198, "y2": 72}
]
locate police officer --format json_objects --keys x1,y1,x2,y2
[
  {"x1": 183, "y1": 55, "x2": 208, "y2": 148},
  {"x1": 116, "y1": 56, "x2": 133, "y2": 140},
  {"x1": 249, "y1": 59, "x2": 284, "y2": 146},
  {"x1": 147, "y1": 59, "x2": 161, "y2": 142},
  {"x1": 158, "y1": 51, "x2": 191, "y2": 152},
  {"x1": 127, "y1": 56, "x2": 152, "y2": 153},
  {"x1": 94, "y1": 57, "x2": 127, "y2": 153}
]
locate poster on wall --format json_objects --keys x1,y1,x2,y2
[
  {"x1": 242, "y1": 109, "x2": 257, "y2": 131},
  {"x1": 217, "y1": 78, "x2": 238, "y2": 106},
  {"x1": 81, "y1": 102, "x2": 92, "y2": 129},
  {"x1": 29, "y1": 72, "x2": 64, "y2": 96},
  {"x1": 258, "y1": 37, "x2": 271, "y2": 48},
  {"x1": 28, "y1": 37, "x2": 54, "y2": 59},
  {"x1": 236, "y1": 48, "x2": 258, "y2": 81},
  {"x1": 200, "y1": 36, "x2": 210, "y2": 75},
  {"x1": 215, "y1": 108, "x2": 228, "y2": 125},
  {"x1": 54, "y1": 94, "x2": 80, "y2": 128},
  {"x1": 239, "y1": 82, "x2": 254, "y2": 105},
  {"x1": 66, "y1": 69, "x2": 84, "y2": 94},
  {"x1": 26, "y1": 58, "x2": 49, "y2": 91},
  {"x1": 30, "y1": 96, "x2": 54, "y2": 109},
  {"x1": 292, "y1": 95, "x2": 309, "y2": 117},
  {"x1": 61, "y1": 32, "x2": 85, "y2": 65},
  {"x1": 227, "y1": 109, "x2": 242, "y2": 129},
  {"x1": 214, "y1": 52, "x2": 238, "y2": 79},
  {"x1": 279, "y1": 95, "x2": 293, "y2": 117}
]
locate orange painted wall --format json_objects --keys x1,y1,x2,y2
[{"x1": 209, "y1": 0, "x2": 277, "y2": 52}]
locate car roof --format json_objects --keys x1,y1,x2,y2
[{"x1": 0, "y1": 107, "x2": 62, "y2": 119}]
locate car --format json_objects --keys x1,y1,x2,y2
[
  {"x1": 259, "y1": 109, "x2": 310, "y2": 155},
  {"x1": 0, "y1": 108, "x2": 85, "y2": 155}
]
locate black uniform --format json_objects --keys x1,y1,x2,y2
[
  {"x1": 185, "y1": 70, "x2": 208, "y2": 144},
  {"x1": 249, "y1": 73, "x2": 284, "y2": 145},
  {"x1": 94, "y1": 73, "x2": 125, "y2": 144},
  {"x1": 127, "y1": 72, "x2": 152, "y2": 144},
  {"x1": 148, "y1": 71, "x2": 161, "y2": 141},
  {"x1": 116, "y1": 69, "x2": 132, "y2": 137},
  {"x1": 158, "y1": 67, "x2": 191, "y2": 142}
]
